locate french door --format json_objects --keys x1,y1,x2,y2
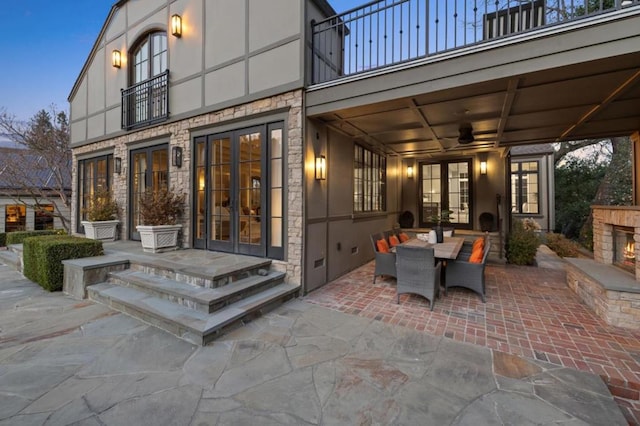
[
  {"x1": 129, "y1": 144, "x2": 168, "y2": 240},
  {"x1": 194, "y1": 125, "x2": 279, "y2": 256},
  {"x1": 419, "y1": 160, "x2": 472, "y2": 229}
]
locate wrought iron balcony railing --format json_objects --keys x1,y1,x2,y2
[
  {"x1": 311, "y1": 0, "x2": 637, "y2": 85},
  {"x1": 121, "y1": 70, "x2": 170, "y2": 130}
]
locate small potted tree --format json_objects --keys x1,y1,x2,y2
[
  {"x1": 81, "y1": 187, "x2": 119, "y2": 241},
  {"x1": 136, "y1": 187, "x2": 185, "y2": 253}
]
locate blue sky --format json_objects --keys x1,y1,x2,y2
[{"x1": 0, "y1": 0, "x2": 362, "y2": 122}]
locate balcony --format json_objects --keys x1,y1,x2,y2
[
  {"x1": 121, "y1": 70, "x2": 170, "y2": 130},
  {"x1": 311, "y1": 0, "x2": 638, "y2": 85}
]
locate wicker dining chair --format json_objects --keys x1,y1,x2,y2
[
  {"x1": 370, "y1": 233, "x2": 397, "y2": 284},
  {"x1": 395, "y1": 244, "x2": 442, "y2": 310}
]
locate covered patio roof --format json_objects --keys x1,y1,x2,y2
[{"x1": 307, "y1": 7, "x2": 640, "y2": 156}]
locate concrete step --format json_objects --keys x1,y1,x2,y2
[
  {"x1": 0, "y1": 248, "x2": 21, "y2": 272},
  {"x1": 109, "y1": 269, "x2": 286, "y2": 313},
  {"x1": 128, "y1": 257, "x2": 274, "y2": 289},
  {"x1": 88, "y1": 281, "x2": 300, "y2": 345}
]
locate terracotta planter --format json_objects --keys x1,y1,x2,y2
[
  {"x1": 136, "y1": 224, "x2": 181, "y2": 253},
  {"x1": 81, "y1": 220, "x2": 119, "y2": 242}
]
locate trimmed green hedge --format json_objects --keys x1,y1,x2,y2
[
  {"x1": 23, "y1": 235, "x2": 103, "y2": 292},
  {"x1": 6, "y1": 230, "x2": 62, "y2": 245},
  {"x1": 0, "y1": 233, "x2": 5, "y2": 247}
]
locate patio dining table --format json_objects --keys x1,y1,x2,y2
[{"x1": 401, "y1": 236, "x2": 465, "y2": 260}]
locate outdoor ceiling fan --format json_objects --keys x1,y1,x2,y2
[{"x1": 440, "y1": 122, "x2": 475, "y2": 149}]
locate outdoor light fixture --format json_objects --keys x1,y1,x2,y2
[
  {"x1": 172, "y1": 146, "x2": 183, "y2": 168},
  {"x1": 171, "y1": 14, "x2": 182, "y2": 37},
  {"x1": 315, "y1": 155, "x2": 326, "y2": 180},
  {"x1": 114, "y1": 157, "x2": 122, "y2": 174},
  {"x1": 480, "y1": 160, "x2": 487, "y2": 175},
  {"x1": 112, "y1": 50, "x2": 121, "y2": 68},
  {"x1": 621, "y1": 0, "x2": 633, "y2": 7},
  {"x1": 407, "y1": 165, "x2": 414, "y2": 179}
]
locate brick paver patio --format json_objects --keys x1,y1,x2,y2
[{"x1": 304, "y1": 261, "x2": 640, "y2": 424}]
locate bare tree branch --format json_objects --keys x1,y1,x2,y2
[{"x1": 0, "y1": 106, "x2": 71, "y2": 233}]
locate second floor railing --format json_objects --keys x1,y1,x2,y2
[
  {"x1": 311, "y1": 0, "x2": 637, "y2": 84},
  {"x1": 121, "y1": 70, "x2": 170, "y2": 130}
]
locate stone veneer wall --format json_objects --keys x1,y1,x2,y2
[
  {"x1": 566, "y1": 262, "x2": 640, "y2": 329},
  {"x1": 592, "y1": 206, "x2": 640, "y2": 281},
  {"x1": 71, "y1": 90, "x2": 303, "y2": 285}
]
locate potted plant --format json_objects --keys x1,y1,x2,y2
[
  {"x1": 429, "y1": 209, "x2": 454, "y2": 243},
  {"x1": 136, "y1": 187, "x2": 185, "y2": 253},
  {"x1": 81, "y1": 187, "x2": 119, "y2": 241}
]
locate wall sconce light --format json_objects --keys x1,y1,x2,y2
[
  {"x1": 407, "y1": 165, "x2": 414, "y2": 179},
  {"x1": 172, "y1": 146, "x2": 183, "y2": 168},
  {"x1": 112, "y1": 50, "x2": 121, "y2": 68},
  {"x1": 315, "y1": 155, "x2": 326, "y2": 180},
  {"x1": 114, "y1": 157, "x2": 122, "y2": 174},
  {"x1": 171, "y1": 14, "x2": 182, "y2": 37},
  {"x1": 480, "y1": 160, "x2": 487, "y2": 175}
]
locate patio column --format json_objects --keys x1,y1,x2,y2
[{"x1": 633, "y1": 131, "x2": 640, "y2": 205}]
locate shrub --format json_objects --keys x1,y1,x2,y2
[
  {"x1": 545, "y1": 232, "x2": 581, "y2": 258},
  {"x1": 6, "y1": 230, "x2": 61, "y2": 245},
  {"x1": 83, "y1": 187, "x2": 119, "y2": 221},
  {"x1": 138, "y1": 187, "x2": 185, "y2": 226},
  {"x1": 0, "y1": 233, "x2": 5, "y2": 247},
  {"x1": 506, "y1": 219, "x2": 540, "y2": 265},
  {"x1": 23, "y1": 235, "x2": 103, "y2": 292}
]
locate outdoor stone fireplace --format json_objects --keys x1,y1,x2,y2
[
  {"x1": 592, "y1": 206, "x2": 640, "y2": 280},
  {"x1": 565, "y1": 206, "x2": 640, "y2": 329}
]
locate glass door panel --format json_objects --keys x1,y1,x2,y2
[
  {"x1": 194, "y1": 139, "x2": 207, "y2": 247},
  {"x1": 238, "y1": 131, "x2": 262, "y2": 252},
  {"x1": 209, "y1": 136, "x2": 232, "y2": 251},
  {"x1": 421, "y1": 163, "x2": 441, "y2": 224},
  {"x1": 130, "y1": 144, "x2": 168, "y2": 240},
  {"x1": 448, "y1": 162, "x2": 470, "y2": 225}
]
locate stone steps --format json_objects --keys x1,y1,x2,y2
[
  {"x1": 88, "y1": 281, "x2": 299, "y2": 345},
  {"x1": 87, "y1": 255, "x2": 298, "y2": 345},
  {"x1": 108, "y1": 268, "x2": 287, "y2": 313}
]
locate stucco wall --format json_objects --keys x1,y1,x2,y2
[{"x1": 69, "y1": 0, "x2": 305, "y2": 148}]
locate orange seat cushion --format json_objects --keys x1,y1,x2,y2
[
  {"x1": 399, "y1": 232, "x2": 410, "y2": 243},
  {"x1": 469, "y1": 246, "x2": 484, "y2": 263},
  {"x1": 472, "y1": 237, "x2": 485, "y2": 251},
  {"x1": 388, "y1": 235, "x2": 400, "y2": 247},
  {"x1": 377, "y1": 238, "x2": 390, "y2": 253}
]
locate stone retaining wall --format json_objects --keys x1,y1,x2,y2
[{"x1": 566, "y1": 260, "x2": 640, "y2": 329}]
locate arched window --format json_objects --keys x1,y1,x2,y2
[
  {"x1": 121, "y1": 31, "x2": 169, "y2": 129},
  {"x1": 131, "y1": 32, "x2": 167, "y2": 84}
]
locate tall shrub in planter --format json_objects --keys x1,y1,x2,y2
[
  {"x1": 81, "y1": 187, "x2": 120, "y2": 241},
  {"x1": 506, "y1": 219, "x2": 540, "y2": 265},
  {"x1": 23, "y1": 235, "x2": 103, "y2": 291},
  {"x1": 136, "y1": 187, "x2": 185, "y2": 253}
]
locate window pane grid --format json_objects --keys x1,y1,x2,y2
[
  {"x1": 511, "y1": 161, "x2": 540, "y2": 214},
  {"x1": 353, "y1": 145, "x2": 386, "y2": 213}
]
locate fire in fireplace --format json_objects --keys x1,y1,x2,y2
[{"x1": 613, "y1": 226, "x2": 636, "y2": 273}]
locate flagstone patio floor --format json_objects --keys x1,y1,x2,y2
[{"x1": 304, "y1": 259, "x2": 640, "y2": 424}]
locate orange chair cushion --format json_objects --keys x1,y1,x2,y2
[
  {"x1": 472, "y1": 237, "x2": 485, "y2": 251},
  {"x1": 377, "y1": 238, "x2": 390, "y2": 253},
  {"x1": 388, "y1": 235, "x2": 400, "y2": 247},
  {"x1": 469, "y1": 246, "x2": 484, "y2": 263},
  {"x1": 399, "y1": 232, "x2": 410, "y2": 243}
]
